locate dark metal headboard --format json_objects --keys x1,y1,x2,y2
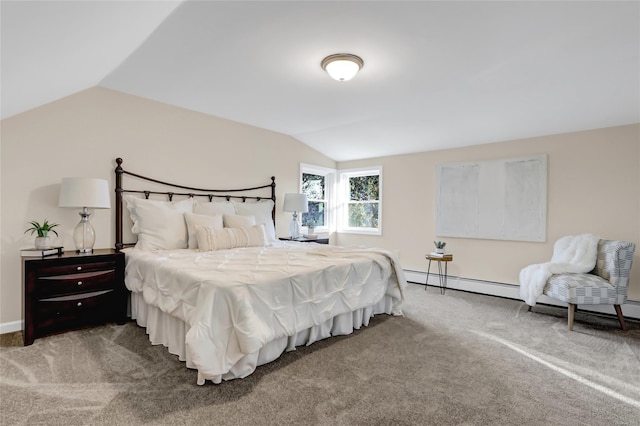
[{"x1": 114, "y1": 157, "x2": 276, "y2": 250}]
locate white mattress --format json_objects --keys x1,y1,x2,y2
[{"x1": 124, "y1": 242, "x2": 406, "y2": 384}]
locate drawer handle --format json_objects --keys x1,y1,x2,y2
[
  {"x1": 77, "y1": 281, "x2": 83, "y2": 286},
  {"x1": 77, "y1": 302, "x2": 82, "y2": 307},
  {"x1": 76, "y1": 266, "x2": 82, "y2": 271}
]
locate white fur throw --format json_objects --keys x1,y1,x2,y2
[{"x1": 519, "y1": 233, "x2": 600, "y2": 306}]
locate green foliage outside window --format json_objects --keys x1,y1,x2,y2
[
  {"x1": 304, "y1": 201, "x2": 325, "y2": 227},
  {"x1": 348, "y1": 203, "x2": 379, "y2": 228},
  {"x1": 302, "y1": 173, "x2": 325, "y2": 227},
  {"x1": 348, "y1": 175, "x2": 379, "y2": 228},
  {"x1": 302, "y1": 173, "x2": 324, "y2": 200},
  {"x1": 349, "y1": 175, "x2": 379, "y2": 201}
]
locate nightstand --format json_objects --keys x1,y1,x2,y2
[
  {"x1": 22, "y1": 249, "x2": 126, "y2": 346},
  {"x1": 279, "y1": 237, "x2": 329, "y2": 244}
]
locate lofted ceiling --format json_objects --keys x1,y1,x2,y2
[{"x1": 2, "y1": 1, "x2": 638, "y2": 162}]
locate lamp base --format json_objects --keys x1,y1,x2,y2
[
  {"x1": 289, "y1": 212, "x2": 301, "y2": 239},
  {"x1": 73, "y1": 208, "x2": 96, "y2": 253}
]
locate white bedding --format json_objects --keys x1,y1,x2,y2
[{"x1": 124, "y1": 241, "x2": 406, "y2": 384}]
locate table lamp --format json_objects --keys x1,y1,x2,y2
[
  {"x1": 283, "y1": 193, "x2": 308, "y2": 239},
  {"x1": 58, "y1": 177, "x2": 111, "y2": 253}
]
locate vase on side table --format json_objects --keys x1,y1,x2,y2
[{"x1": 34, "y1": 236, "x2": 51, "y2": 249}]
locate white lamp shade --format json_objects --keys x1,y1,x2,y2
[
  {"x1": 283, "y1": 193, "x2": 309, "y2": 213},
  {"x1": 59, "y1": 177, "x2": 111, "y2": 209}
]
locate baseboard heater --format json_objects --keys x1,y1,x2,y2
[{"x1": 404, "y1": 269, "x2": 640, "y2": 321}]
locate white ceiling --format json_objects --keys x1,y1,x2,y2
[{"x1": 2, "y1": 1, "x2": 638, "y2": 162}]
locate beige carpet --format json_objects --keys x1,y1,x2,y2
[{"x1": 1, "y1": 284, "x2": 639, "y2": 425}]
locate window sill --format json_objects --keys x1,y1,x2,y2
[{"x1": 337, "y1": 229, "x2": 381, "y2": 236}]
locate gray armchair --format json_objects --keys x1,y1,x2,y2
[{"x1": 535, "y1": 239, "x2": 635, "y2": 331}]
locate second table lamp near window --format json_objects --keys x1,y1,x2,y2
[{"x1": 283, "y1": 193, "x2": 308, "y2": 239}]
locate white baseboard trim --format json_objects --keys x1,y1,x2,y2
[
  {"x1": 2, "y1": 271, "x2": 638, "y2": 334},
  {"x1": 404, "y1": 269, "x2": 640, "y2": 321},
  {"x1": 0, "y1": 320, "x2": 23, "y2": 335}
]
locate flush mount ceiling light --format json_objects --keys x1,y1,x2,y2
[{"x1": 321, "y1": 53, "x2": 364, "y2": 82}]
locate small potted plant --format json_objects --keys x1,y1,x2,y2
[
  {"x1": 433, "y1": 240, "x2": 446, "y2": 254},
  {"x1": 25, "y1": 219, "x2": 59, "y2": 249},
  {"x1": 305, "y1": 218, "x2": 316, "y2": 236}
]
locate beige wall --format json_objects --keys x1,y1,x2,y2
[
  {"x1": 2, "y1": 88, "x2": 639, "y2": 328},
  {"x1": 336, "y1": 124, "x2": 640, "y2": 301},
  {"x1": 0, "y1": 87, "x2": 336, "y2": 325}
]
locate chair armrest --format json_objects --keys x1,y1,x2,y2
[{"x1": 593, "y1": 240, "x2": 635, "y2": 302}]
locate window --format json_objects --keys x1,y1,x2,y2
[
  {"x1": 299, "y1": 164, "x2": 381, "y2": 236},
  {"x1": 339, "y1": 167, "x2": 382, "y2": 235},
  {"x1": 300, "y1": 164, "x2": 335, "y2": 233}
]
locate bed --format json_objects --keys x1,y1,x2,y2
[{"x1": 114, "y1": 158, "x2": 406, "y2": 385}]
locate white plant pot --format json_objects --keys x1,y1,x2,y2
[
  {"x1": 435, "y1": 248, "x2": 445, "y2": 254},
  {"x1": 35, "y1": 236, "x2": 51, "y2": 249}
]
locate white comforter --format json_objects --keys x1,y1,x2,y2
[{"x1": 124, "y1": 242, "x2": 406, "y2": 382}]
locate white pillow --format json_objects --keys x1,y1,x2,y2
[
  {"x1": 223, "y1": 214, "x2": 255, "y2": 229},
  {"x1": 184, "y1": 212, "x2": 223, "y2": 249},
  {"x1": 194, "y1": 200, "x2": 236, "y2": 216},
  {"x1": 124, "y1": 195, "x2": 194, "y2": 250},
  {"x1": 233, "y1": 200, "x2": 276, "y2": 242},
  {"x1": 196, "y1": 224, "x2": 267, "y2": 251}
]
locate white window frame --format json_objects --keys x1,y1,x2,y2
[
  {"x1": 338, "y1": 166, "x2": 383, "y2": 235},
  {"x1": 299, "y1": 163, "x2": 336, "y2": 234}
]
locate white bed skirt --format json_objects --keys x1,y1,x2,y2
[{"x1": 129, "y1": 292, "x2": 396, "y2": 385}]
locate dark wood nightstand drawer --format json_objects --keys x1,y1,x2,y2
[
  {"x1": 37, "y1": 269, "x2": 116, "y2": 297},
  {"x1": 35, "y1": 261, "x2": 117, "y2": 277},
  {"x1": 35, "y1": 290, "x2": 118, "y2": 333}
]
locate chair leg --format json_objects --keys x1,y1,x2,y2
[
  {"x1": 568, "y1": 304, "x2": 576, "y2": 331},
  {"x1": 614, "y1": 305, "x2": 628, "y2": 331}
]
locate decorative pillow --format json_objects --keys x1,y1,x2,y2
[
  {"x1": 124, "y1": 195, "x2": 194, "y2": 250},
  {"x1": 233, "y1": 200, "x2": 276, "y2": 242},
  {"x1": 184, "y1": 212, "x2": 223, "y2": 249},
  {"x1": 193, "y1": 200, "x2": 236, "y2": 216},
  {"x1": 196, "y1": 224, "x2": 267, "y2": 251},
  {"x1": 223, "y1": 214, "x2": 256, "y2": 229}
]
